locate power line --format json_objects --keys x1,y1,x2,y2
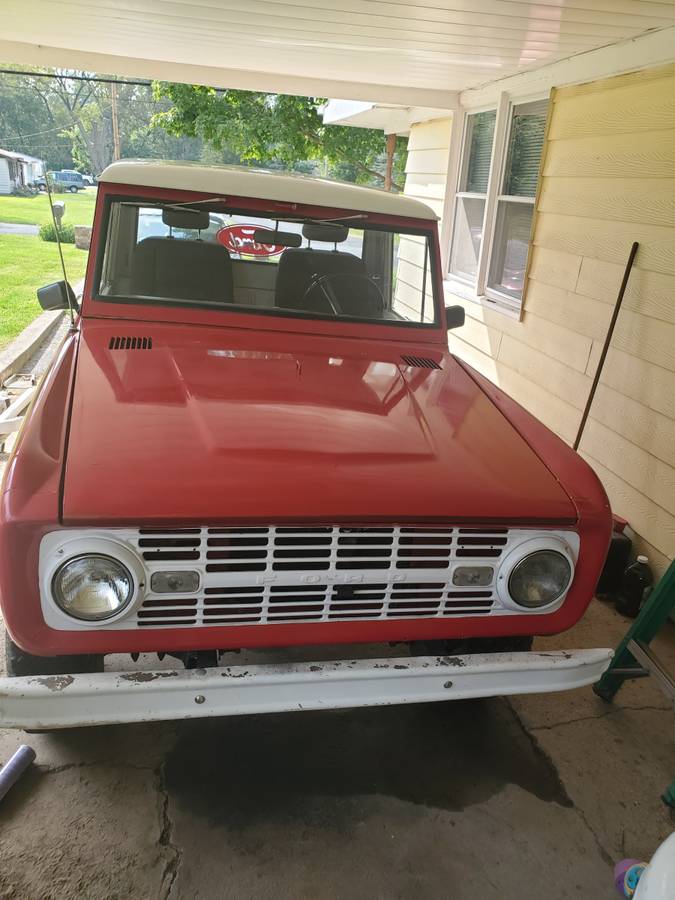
[{"x1": 0, "y1": 68, "x2": 153, "y2": 87}]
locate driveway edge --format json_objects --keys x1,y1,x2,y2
[{"x1": 0, "y1": 310, "x2": 65, "y2": 385}]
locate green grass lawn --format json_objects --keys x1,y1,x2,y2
[
  {"x1": 0, "y1": 235, "x2": 89, "y2": 349},
  {"x1": 0, "y1": 189, "x2": 97, "y2": 227}
]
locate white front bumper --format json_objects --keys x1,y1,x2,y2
[{"x1": 0, "y1": 648, "x2": 613, "y2": 730}]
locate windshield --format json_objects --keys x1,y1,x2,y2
[{"x1": 95, "y1": 199, "x2": 437, "y2": 327}]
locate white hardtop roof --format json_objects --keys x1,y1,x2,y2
[{"x1": 99, "y1": 159, "x2": 438, "y2": 221}]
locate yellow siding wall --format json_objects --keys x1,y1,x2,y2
[
  {"x1": 425, "y1": 65, "x2": 675, "y2": 578},
  {"x1": 394, "y1": 117, "x2": 454, "y2": 321}
]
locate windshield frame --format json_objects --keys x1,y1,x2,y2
[{"x1": 84, "y1": 185, "x2": 445, "y2": 342}]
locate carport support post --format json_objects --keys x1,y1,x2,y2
[{"x1": 384, "y1": 133, "x2": 396, "y2": 191}]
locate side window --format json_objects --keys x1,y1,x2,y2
[
  {"x1": 487, "y1": 100, "x2": 548, "y2": 301},
  {"x1": 449, "y1": 110, "x2": 496, "y2": 283},
  {"x1": 447, "y1": 97, "x2": 548, "y2": 313}
]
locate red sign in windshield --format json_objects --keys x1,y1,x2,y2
[{"x1": 217, "y1": 224, "x2": 285, "y2": 257}]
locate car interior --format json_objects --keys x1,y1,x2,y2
[{"x1": 98, "y1": 203, "x2": 433, "y2": 324}]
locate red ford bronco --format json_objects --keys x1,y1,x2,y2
[{"x1": 0, "y1": 161, "x2": 612, "y2": 729}]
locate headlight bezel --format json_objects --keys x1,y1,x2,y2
[
  {"x1": 51, "y1": 552, "x2": 135, "y2": 622},
  {"x1": 496, "y1": 535, "x2": 576, "y2": 613},
  {"x1": 40, "y1": 534, "x2": 144, "y2": 628}
]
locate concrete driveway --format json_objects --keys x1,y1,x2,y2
[
  {"x1": 0, "y1": 599, "x2": 673, "y2": 900},
  {"x1": 0, "y1": 222, "x2": 39, "y2": 235}
]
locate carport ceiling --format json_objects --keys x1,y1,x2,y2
[{"x1": 3, "y1": 1, "x2": 675, "y2": 105}]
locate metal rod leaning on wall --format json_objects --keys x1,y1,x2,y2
[{"x1": 573, "y1": 241, "x2": 639, "y2": 452}]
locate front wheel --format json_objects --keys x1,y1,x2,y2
[
  {"x1": 5, "y1": 634, "x2": 104, "y2": 677},
  {"x1": 69, "y1": 185, "x2": 79, "y2": 193}
]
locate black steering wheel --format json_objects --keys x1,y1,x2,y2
[{"x1": 301, "y1": 272, "x2": 385, "y2": 317}]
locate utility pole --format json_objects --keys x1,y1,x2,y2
[
  {"x1": 384, "y1": 132, "x2": 397, "y2": 191},
  {"x1": 111, "y1": 82, "x2": 121, "y2": 160}
]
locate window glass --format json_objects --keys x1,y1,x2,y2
[
  {"x1": 464, "y1": 111, "x2": 497, "y2": 193},
  {"x1": 502, "y1": 100, "x2": 548, "y2": 197},
  {"x1": 449, "y1": 109, "x2": 495, "y2": 283},
  {"x1": 96, "y1": 200, "x2": 436, "y2": 327},
  {"x1": 487, "y1": 201, "x2": 533, "y2": 298},
  {"x1": 449, "y1": 197, "x2": 485, "y2": 281}
]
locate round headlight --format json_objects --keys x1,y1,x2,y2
[
  {"x1": 52, "y1": 554, "x2": 134, "y2": 621},
  {"x1": 508, "y1": 550, "x2": 572, "y2": 609}
]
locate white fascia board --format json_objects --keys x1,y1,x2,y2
[
  {"x1": 460, "y1": 26, "x2": 675, "y2": 109},
  {"x1": 0, "y1": 39, "x2": 460, "y2": 108},
  {"x1": 323, "y1": 100, "x2": 455, "y2": 135},
  {"x1": 322, "y1": 100, "x2": 376, "y2": 126}
]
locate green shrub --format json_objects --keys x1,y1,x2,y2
[{"x1": 39, "y1": 222, "x2": 76, "y2": 244}]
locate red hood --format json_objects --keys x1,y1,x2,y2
[{"x1": 61, "y1": 319, "x2": 577, "y2": 525}]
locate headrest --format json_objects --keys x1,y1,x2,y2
[
  {"x1": 302, "y1": 222, "x2": 348, "y2": 243},
  {"x1": 162, "y1": 207, "x2": 210, "y2": 231}
]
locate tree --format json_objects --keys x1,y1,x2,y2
[
  {"x1": 0, "y1": 70, "x2": 72, "y2": 169},
  {"x1": 152, "y1": 84, "x2": 407, "y2": 190}
]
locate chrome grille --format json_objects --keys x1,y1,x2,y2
[{"x1": 130, "y1": 526, "x2": 510, "y2": 627}]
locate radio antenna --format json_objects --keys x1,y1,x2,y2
[{"x1": 43, "y1": 173, "x2": 76, "y2": 326}]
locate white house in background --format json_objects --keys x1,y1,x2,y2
[{"x1": 0, "y1": 148, "x2": 45, "y2": 194}]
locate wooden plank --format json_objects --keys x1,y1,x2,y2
[
  {"x1": 576, "y1": 258, "x2": 675, "y2": 325},
  {"x1": 398, "y1": 238, "x2": 428, "y2": 268},
  {"x1": 451, "y1": 309, "x2": 503, "y2": 357},
  {"x1": 396, "y1": 257, "x2": 426, "y2": 288},
  {"x1": 400, "y1": 181, "x2": 447, "y2": 201},
  {"x1": 492, "y1": 365, "x2": 580, "y2": 443},
  {"x1": 497, "y1": 334, "x2": 590, "y2": 411},
  {"x1": 527, "y1": 245, "x2": 582, "y2": 292},
  {"x1": 596, "y1": 346, "x2": 675, "y2": 420},
  {"x1": 445, "y1": 289, "x2": 593, "y2": 373},
  {"x1": 555, "y1": 61, "x2": 675, "y2": 100},
  {"x1": 406, "y1": 117, "x2": 452, "y2": 152},
  {"x1": 587, "y1": 308, "x2": 675, "y2": 372},
  {"x1": 0, "y1": 386, "x2": 34, "y2": 422},
  {"x1": 544, "y1": 129, "x2": 675, "y2": 179},
  {"x1": 447, "y1": 333, "x2": 499, "y2": 382},
  {"x1": 525, "y1": 280, "x2": 612, "y2": 342},
  {"x1": 580, "y1": 454, "x2": 675, "y2": 560},
  {"x1": 630, "y1": 536, "x2": 670, "y2": 583},
  {"x1": 590, "y1": 384, "x2": 675, "y2": 468},
  {"x1": 579, "y1": 419, "x2": 675, "y2": 513},
  {"x1": 538, "y1": 176, "x2": 675, "y2": 228},
  {"x1": 549, "y1": 74, "x2": 675, "y2": 140},
  {"x1": 533, "y1": 213, "x2": 675, "y2": 275},
  {"x1": 0, "y1": 417, "x2": 23, "y2": 436},
  {"x1": 404, "y1": 147, "x2": 451, "y2": 176}
]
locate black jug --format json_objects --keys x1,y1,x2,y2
[{"x1": 615, "y1": 556, "x2": 654, "y2": 619}]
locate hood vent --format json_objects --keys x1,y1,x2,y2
[
  {"x1": 109, "y1": 336, "x2": 153, "y2": 350},
  {"x1": 401, "y1": 355, "x2": 441, "y2": 370}
]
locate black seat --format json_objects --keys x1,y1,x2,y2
[
  {"x1": 275, "y1": 247, "x2": 369, "y2": 315},
  {"x1": 130, "y1": 237, "x2": 233, "y2": 304}
]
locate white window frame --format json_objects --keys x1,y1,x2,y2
[{"x1": 446, "y1": 91, "x2": 548, "y2": 317}]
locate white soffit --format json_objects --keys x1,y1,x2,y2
[
  {"x1": 322, "y1": 101, "x2": 454, "y2": 134},
  {"x1": 3, "y1": 1, "x2": 675, "y2": 104}
]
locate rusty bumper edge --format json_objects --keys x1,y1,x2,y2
[{"x1": 0, "y1": 648, "x2": 613, "y2": 730}]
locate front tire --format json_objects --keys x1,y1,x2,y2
[
  {"x1": 5, "y1": 634, "x2": 104, "y2": 677},
  {"x1": 68, "y1": 185, "x2": 78, "y2": 193}
]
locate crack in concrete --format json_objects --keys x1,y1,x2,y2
[
  {"x1": 527, "y1": 704, "x2": 671, "y2": 732},
  {"x1": 36, "y1": 761, "x2": 157, "y2": 776},
  {"x1": 507, "y1": 700, "x2": 616, "y2": 868},
  {"x1": 157, "y1": 761, "x2": 181, "y2": 900}
]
